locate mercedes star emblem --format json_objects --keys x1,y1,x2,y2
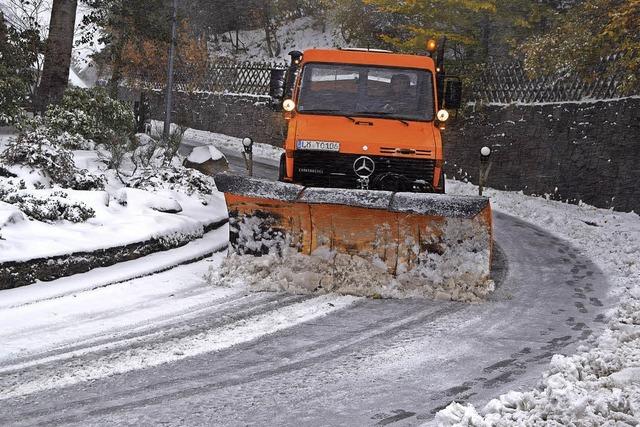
[{"x1": 353, "y1": 156, "x2": 375, "y2": 178}]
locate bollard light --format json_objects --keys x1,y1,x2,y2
[
  {"x1": 283, "y1": 99, "x2": 296, "y2": 112},
  {"x1": 437, "y1": 109, "x2": 449, "y2": 122},
  {"x1": 242, "y1": 137, "x2": 253, "y2": 153}
]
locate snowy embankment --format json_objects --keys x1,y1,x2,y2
[
  {"x1": 434, "y1": 181, "x2": 640, "y2": 425},
  {"x1": 212, "y1": 16, "x2": 346, "y2": 62},
  {"x1": 0, "y1": 132, "x2": 227, "y2": 267},
  {"x1": 153, "y1": 120, "x2": 284, "y2": 165}
]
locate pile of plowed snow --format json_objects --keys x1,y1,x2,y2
[
  {"x1": 433, "y1": 180, "x2": 640, "y2": 426},
  {"x1": 213, "y1": 217, "x2": 493, "y2": 302}
]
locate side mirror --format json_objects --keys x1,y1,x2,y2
[
  {"x1": 269, "y1": 69, "x2": 286, "y2": 110},
  {"x1": 443, "y1": 77, "x2": 462, "y2": 110}
]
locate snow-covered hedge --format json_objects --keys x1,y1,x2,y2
[
  {"x1": 127, "y1": 165, "x2": 215, "y2": 197},
  {"x1": 0, "y1": 129, "x2": 105, "y2": 190},
  {"x1": 45, "y1": 88, "x2": 135, "y2": 147},
  {"x1": 1, "y1": 191, "x2": 95, "y2": 223}
]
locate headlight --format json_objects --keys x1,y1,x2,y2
[
  {"x1": 437, "y1": 109, "x2": 449, "y2": 122},
  {"x1": 283, "y1": 99, "x2": 296, "y2": 112}
]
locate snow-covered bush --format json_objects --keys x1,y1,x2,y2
[
  {"x1": 127, "y1": 165, "x2": 215, "y2": 197},
  {"x1": 0, "y1": 129, "x2": 105, "y2": 190},
  {"x1": 54, "y1": 131, "x2": 95, "y2": 150},
  {"x1": 1, "y1": 128, "x2": 75, "y2": 183},
  {"x1": 2, "y1": 191, "x2": 95, "y2": 223},
  {"x1": 45, "y1": 88, "x2": 135, "y2": 147}
]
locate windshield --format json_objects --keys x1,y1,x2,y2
[{"x1": 297, "y1": 63, "x2": 435, "y2": 122}]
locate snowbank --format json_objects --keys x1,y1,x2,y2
[
  {"x1": 434, "y1": 180, "x2": 640, "y2": 425},
  {"x1": 152, "y1": 120, "x2": 284, "y2": 164},
  {"x1": 0, "y1": 129, "x2": 227, "y2": 265},
  {"x1": 0, "y1": 186, "x2": 225, "y2": 263},
  {"x1": 213, "y1": 216, "x2": 493, "y2": 302}
]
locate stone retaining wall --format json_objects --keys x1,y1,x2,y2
[
  {"x1": 0, "y1": 219, "x2": 228, "y2": 290},
  {"x1": 444, "y1": 98, "x2": 640, "y2": 212},
  {"x1": 120, "y1": 89, "x2": 286, "y2": 147},
  {"x1": 124, "y1": 89, "x2": 639, "y2": 213}
]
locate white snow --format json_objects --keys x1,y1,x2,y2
[
  {"x1": 0, "y1": 129, "x2": 228, "y2": 264},
  {"x1": 0, "y1": 201, "x2": 25, "y2": 227},
  {"x1": 213, "y1": 16, "x2": 347, "y2": 62},
  {"x1": 0, "y1": 260, "x2": 358, "y2": 400},
  {"x1": 114, "y1": 187, "x2": 183, "y2": 214},
  {"x1": 153, "y1": 120, "x2": 284, "y2": 165},
  {"x1": 187, "y1": 145, "x2": 224, "y2": 163},
  {"x1": 0, "y1": 187, "x2": 225, "y2": 263},
  {"x1": 68, "y1": 68, "x2": 88, "y2": 88},
  {"x1": 0, "y1": 224, "x2": 229, "y2": 310},
  {"x1": 214, "y1": 215, "x2": 493, "y2": 302},
  {"x1": 433, "y1": 180, "x2": 640, "y2": 426}
]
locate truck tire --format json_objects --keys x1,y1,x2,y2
[{"x1": 278, "y1": 153, "x2": 286, "y2": 182}]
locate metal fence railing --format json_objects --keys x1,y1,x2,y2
[
  {"x1": 471, "y1": 58, "x2": 633, "y2": 104},
  {"x1": 144, "y1": 58, "x2": 288, "y2": 96},
  {"x1": 138, "y1": 57, "x2": 634, "y2": 103}
]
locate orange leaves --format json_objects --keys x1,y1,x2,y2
[{"x1": 120, "y1": 20, "x2": 209, "y2": 92}]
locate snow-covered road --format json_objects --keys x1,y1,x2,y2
[{"x1": 0, "y1": 141, "x2": 617, "y2": 426}]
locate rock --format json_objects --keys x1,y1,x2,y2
[
  {"x1": 183, "y1": 145, "x2": 228, "y2": 176},
  {"x1": 0, "y1": 201, "x2": 26, "y2": 227}
]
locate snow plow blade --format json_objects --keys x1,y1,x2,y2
[{"x1": 214, "y1": 174, "x2": 493, "y2": 279}]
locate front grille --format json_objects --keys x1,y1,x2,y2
[
  {"x1": 293, "y1": 151, "x2": 435, "y2": 190},
  {"x1": 379, "y1": 147, "x2": 432, "y2": 156}
]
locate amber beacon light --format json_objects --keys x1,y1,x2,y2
[{"x1": 426, "y1": 39, "x2": 437, "y2": 53}]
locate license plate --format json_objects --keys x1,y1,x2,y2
[{"x1": 296, "y1": 140, "x2": 340, "y2": 152}]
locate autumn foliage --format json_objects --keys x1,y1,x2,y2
[
  {"x1": 522, "y1": 0, "x2": 640, "y2": 93},
  {"x1": 120, "y1": 20, "x2": 209, "y2": 92}
]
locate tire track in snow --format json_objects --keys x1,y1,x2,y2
[
  {"x1": 0, "y1": 290, "x2": 290, "y2": 369},
  {"x1": 2, "y1": 301, "x2": 464, "y2": 426},
  {"x1": 0, "y1": 293, "x2": 358, "y2": 402}
]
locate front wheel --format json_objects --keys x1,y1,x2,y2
[{"x1": 278, "y1": 153, "x2": 286, "y2": 181}]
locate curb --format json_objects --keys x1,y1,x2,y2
[{"x1": 0, "y1": 218, "x2": 228, "y2": 290}]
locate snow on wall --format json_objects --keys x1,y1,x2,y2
[{"x1": 432, "y1": 179, "x2": 640, "y2": 426}]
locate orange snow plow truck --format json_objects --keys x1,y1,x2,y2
[{"x1": 214, "y1": 42, "x2": 493, "y2": 281}]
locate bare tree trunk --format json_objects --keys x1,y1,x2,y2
[
  {"x1": 36, "y1": 0, "x2": 77, "y2": 111},
  {"x1": 262, "y1": 1, "x2": 275, "y2": 58}
]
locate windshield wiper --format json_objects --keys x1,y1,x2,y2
[
  {"x1": 352, "y1": 111, "x2": 410, "y2": 126},
  {"x1": 301, "y1": 109, "x2": 356, "y2": 122}
]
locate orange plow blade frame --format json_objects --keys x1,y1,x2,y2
[{"x1": 214, "y1": 174, "x2": 493, "y2": 277}]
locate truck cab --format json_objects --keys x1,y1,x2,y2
[{"x1": 272, "y1": 47, "x2": 461, "y2": 193}]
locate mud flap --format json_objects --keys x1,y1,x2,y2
[{"x1": 214, "y1": 174, "x2": 492, "y2": 278}]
